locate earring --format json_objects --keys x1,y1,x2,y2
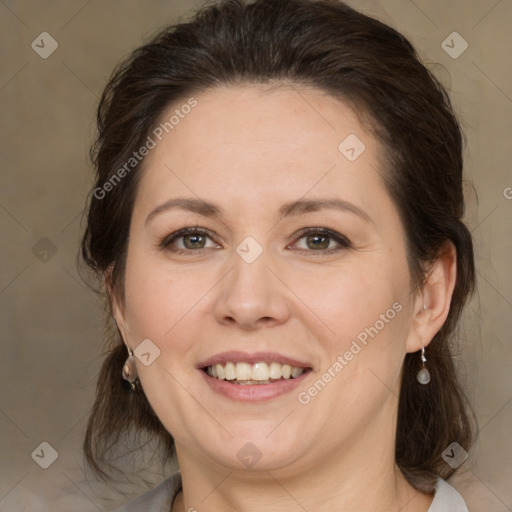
[
  {"x1": 416, "y1": 347, "x2": 431, "y2": 385},
  {"x1": 122, "y1": 347, "x2": 138, "y2": 389}
]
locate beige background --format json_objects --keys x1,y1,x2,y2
[{"x1": 0, "y1": 0, "x2": 510, "y2": 510}]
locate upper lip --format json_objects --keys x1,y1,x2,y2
[{"x1": 197, "y1": 351, "x2": 312, "y2": 369}]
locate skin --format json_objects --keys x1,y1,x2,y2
[{"x1": 111, "y1": 84, "x2": 457, "y2": 512}]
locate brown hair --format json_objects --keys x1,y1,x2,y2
[{"x1": 80, "y1": 0, "x2": 476, "y2": 492}]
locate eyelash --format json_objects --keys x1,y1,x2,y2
[{"x1": 158, "y1": 226, "x2": 352, "y2": 255}]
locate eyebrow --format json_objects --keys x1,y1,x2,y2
[{"x1": 145, "y1": 197, "x2": 371, "y2": 226}]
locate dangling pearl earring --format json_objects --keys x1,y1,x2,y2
[
  {"x1": 416, "y1": 296, "x2": 431, "y2": 385},
  {"x1": 122, "y1": 347, "x2": 138, "y2": 390},
  {"x1": 416, "y1": 347, "x2": 431, "y2": 385}
]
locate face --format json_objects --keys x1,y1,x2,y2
[{"x1": 112, "y1": 84, "x2": 420, "y2": 475}]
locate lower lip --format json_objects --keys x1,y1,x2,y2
[{"x1": 199, "y1": 369, "x2": 312, "y2": 402}]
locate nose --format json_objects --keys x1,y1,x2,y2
[{"x1": 213, "y1": 245, "x2": 291, "y2": 330}]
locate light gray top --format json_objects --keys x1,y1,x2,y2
[{"x1": 112, "y1": 473, "x2": 469, "y2": 511}]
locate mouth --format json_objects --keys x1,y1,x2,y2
[
  {"x1": 197, "y1": 352, "x2": 313, "y2": 401},
  {"x1": 202, "y1": 361, "x2": 310, "y2": 385}
]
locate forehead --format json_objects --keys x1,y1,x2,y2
[{"x1": 134, "y1": 84, "x2": 387, "y2": 218}]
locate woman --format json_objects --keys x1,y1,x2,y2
[{"x1": 80, "y1": 0, "x2": 476, "y2": 510}]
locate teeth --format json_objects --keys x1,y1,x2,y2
[
  {"x1": 224, "y1": 362, "x2": 236, "y2": 380},
  {"x1": 291, "y1": 366, "x2": 303, "y2": 378},
  {"x1": 235, "y1": 362, "x2": 252, "y2": 380},
  {"x1": 269, "y1": 362, "x2": 282, "y2": 379},
  {"x1": 215, "y1": 364, "x2": 225, "y2": 380},
  {"x1": 205, "y1": 361, "x2": 306, "y2": 382},
  {"x1": 251, "y1": 362, "x2": 269, "y2": 381}
]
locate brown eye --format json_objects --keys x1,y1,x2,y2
[
  {"x1": 182, "y1": 233, "x2": 207, "y2": 249},
  {"x1": 159, "y1": 228, "x2": 219, "y2": 252},
  {"x1": 305, "y1": 233, "x2": 331, "y2": 250},
  {"x1": 292, "y1": 228, "x2": 351, "y2": 253}
]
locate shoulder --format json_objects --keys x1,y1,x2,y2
[
  {"x1": 111, "y1": 472, "x2": 182, "y2": 512},
  {"x1": 428, "y1": 478, "x2": 470, "y2": 512}
]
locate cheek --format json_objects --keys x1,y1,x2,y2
[
  {"x1": 288, "y1": 258, "x2": 413, "y2": 407},
  {"x1": 122, "y1": 255, "x2": 193, "y2": 343},
  {"x1": 288, "y1": 257, "x2": 409, "y2": 341}
]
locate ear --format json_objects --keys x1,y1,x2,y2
[
  {"x1": 105, "y1": 265, "x2": 131, "y2": 347},
  {"x1": 406, "y1": 241, "x2": 457, "y2": 353}
]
